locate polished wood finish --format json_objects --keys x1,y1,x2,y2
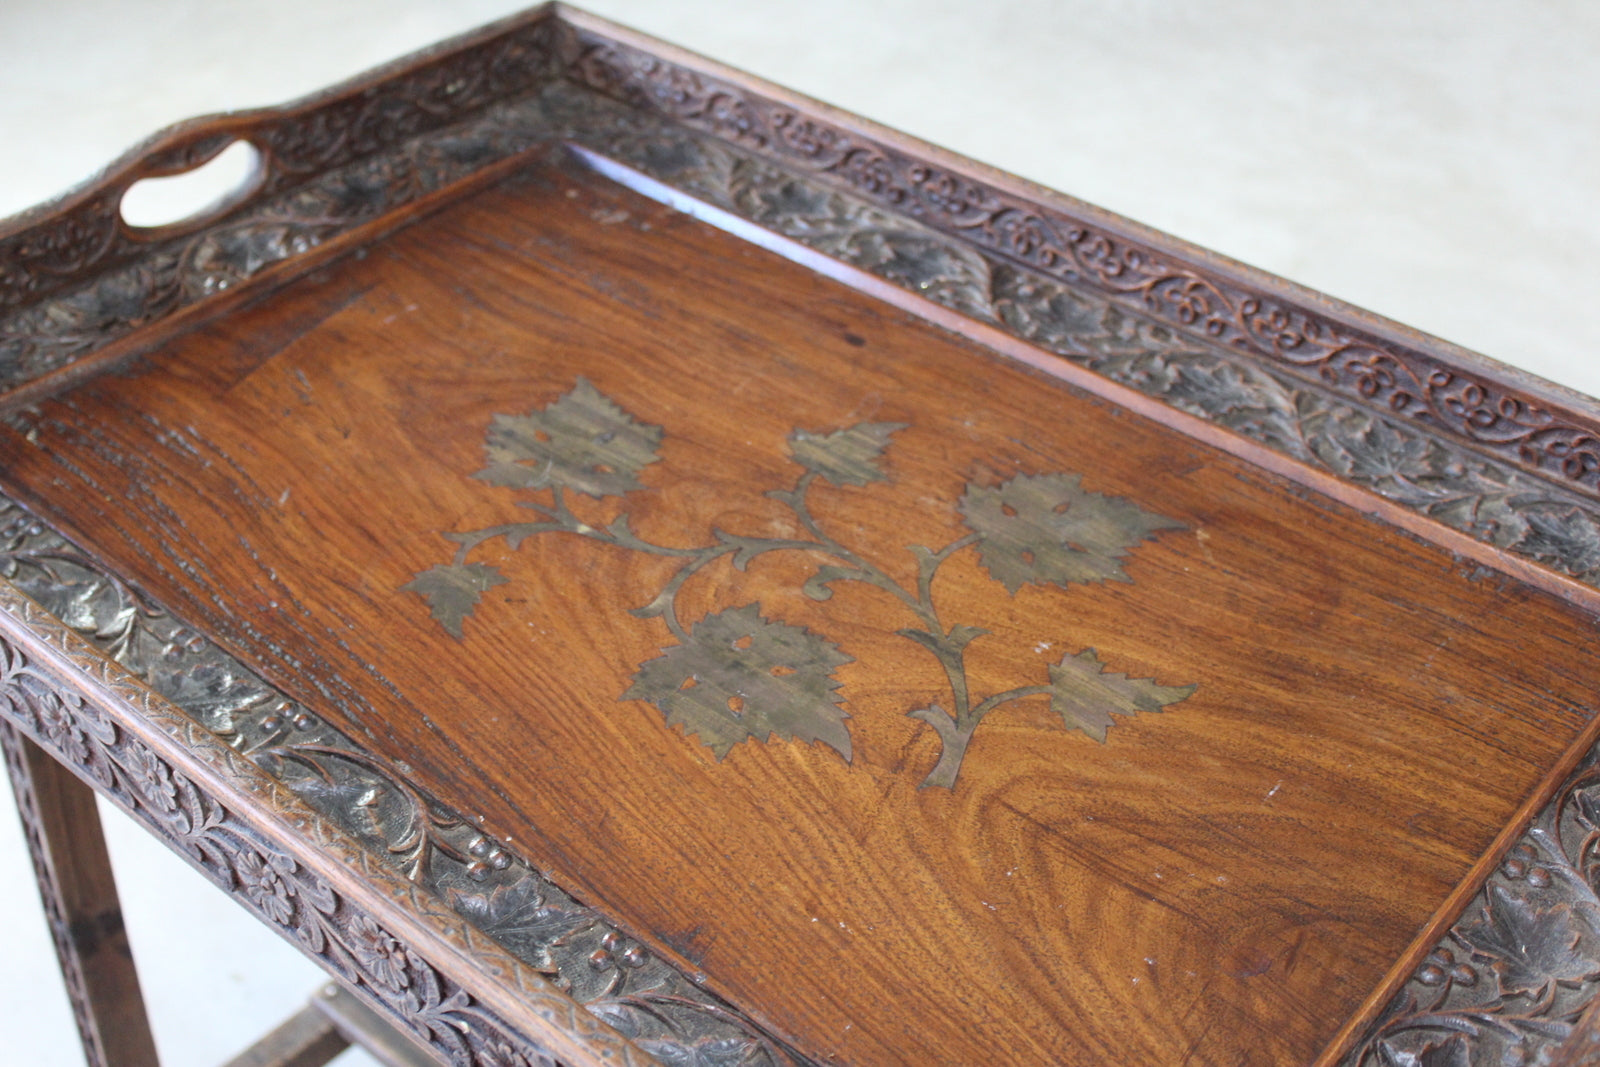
[
  {"x1": 6, "y1": 7, "x2": 1600, "y2": 1066},
  {"x1": 5, "y1": 144, "x2": 1599, "y2": 1065},
  {"x1": 1, "y1": 722, "x2": 161, "y2": 1067}
]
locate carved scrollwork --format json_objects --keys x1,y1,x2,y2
[
  {"x1": 1423, "y1": 370, "x2": 1600, "y2": 488},
  {"x1": 0, "y1": 650, "x2": 565, "y2": 1067},
  {"x1": 0, "y1": 17, "x2": 561, "y2": 319},
  {"x1": 1340, "y1": 755, "x2": 1600, "y2": 1065},
  {"x1": 569, "y1": 44, "x2": 767, "y2": 151},
  {"x1": 537, "y1": 91, "x2": 1600, "y2": 590},
  {"x1": 8, "y1": 31, "x2": 1600, "y2": 603},
  {"x1": 0, "y1": 495, "x2": 813, "y2": 1066},
  {"x1": 563, "y1": 29, "x2": 1600, "y2": 502},
  {"x1": 0, "y1": 96, "x2": 585, "y2": 390}
]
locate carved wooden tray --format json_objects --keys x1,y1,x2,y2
[{"x1": 6, "y1": 6, "x2": 1600, "y2": 1065}]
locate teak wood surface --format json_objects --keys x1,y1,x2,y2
[
  {"x1": 6, "y1": 6, "x2": 1600, "y2": 1066},
  {"x1": 3, "y1": 147, "x2": 1597, "y2": 1065}
]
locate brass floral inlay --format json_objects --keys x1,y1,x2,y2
[{"x1": 406, "y1": 379, "x2": 1194, "y2": 789}]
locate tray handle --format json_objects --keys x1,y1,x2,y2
[{"x1": 0, "y1": 5, "x2": 566, "y2": 315}]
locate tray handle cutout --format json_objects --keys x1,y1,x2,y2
[{"x1": 118, "y1": 138, "x2": 264, "y2": 233}]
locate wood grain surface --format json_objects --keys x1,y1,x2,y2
[{"x1": 3, "y1": 146, "x2": 1598, "y2": 1065}]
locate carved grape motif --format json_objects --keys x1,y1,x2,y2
[
  {"x1": 410, "y1": 380, "x2": 1194, "y2": 789},
  {"x1": 1345, "y1": 775, "x2": 1600, "y2": 1066}
]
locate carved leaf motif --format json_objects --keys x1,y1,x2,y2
[
  {"x1": 960, "y1": 472, "x2": 1185, "y2": 593},
  {"x1": 740, "y1": 176, "x2": 840, "y2": 231},
  {"x1": 787, "y1": 421, "x2": 907, "y2": 487},
  {"x1": 474, "y1": 377, "x2": 663, "y2": 498},
  {"x1": 1328, "y1": 419, "x2": 1435, "y2": 483},
  {"x1": 623, "y1": 604, "x2": 853, "y2": 760},
  {"x1": 637, "y1": 1036, "x2": 765, "y2": 1067},
  {"x1": 145, "y1": 658, "x2": 273, "y2": 733},
  {"x1": 473, "y1": 1038, "x2": 552, "y2": 1067},
  {"x1": 1167, "y1": 361, "x2": 1256, "y2": 412},
  {"x1": 402, "y1": 563, "x2": 508, "y2": 639},
  {"x1": 1456, "y1": 885, "x2": 1600, "y2": 1000},
  {"x1": 283, "y1": 775, "x2": 384, "y2": 840},
  {"x1": 1374, "y1": 1034, "x2": 1472, "y2": 1067},
  {"x1": 448, "y1": 875, "x2": 588, "y2": 967},
  {"x1": 1576, "y1": 786, "x2": 1600, "y2": 833},
  {"x1": 849, "y1": 232, "x2": 993, "y2": 318},
  {"x1": 1515, "y1": 509, "x2": 1600, "y2": 576},
  {"x1": 1048, "y1": 649, "x2": 1195, "y2": 743}
]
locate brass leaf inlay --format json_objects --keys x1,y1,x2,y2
[{"x1": 408, "y1": 380, "x2": 1194, "y2": 789}]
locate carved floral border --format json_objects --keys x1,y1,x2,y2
[
  {"x1": 506, "y1": 80, "x2": 1600, "y2": 595},
  {"x1": 0, "y1": 495, "x2": 812, "y2": 1067},
  {"x1": 0, "y1": 615, "x2": 581, "y2": 1067},
  {"x1": 0, "y1": 16, "x2": 567, "y2": 392},
  {"x1": 0, "y1": 15, "x2": 562, "y2": 317},
  {"x1": 6, "y1": 18, "x2": 1600, "y2": 597},
  {"x1": 560, "y1": 25, "x2": 1600, "y2": 501},
  {"x1": 4, "y1": 482, "x2": 1600, "y2": 1065},
  {"x1": 1, "y1": 17, "x2": 1600, "y2": 1063},
  {"x1": 1334, "y1": 744, "x2": 1600, "y2": 1067}
]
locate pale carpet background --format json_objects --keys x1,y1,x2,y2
[{"x1": 1, "y1": 2, "x2": 1597, "y2": 1063}]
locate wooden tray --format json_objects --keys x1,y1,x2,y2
[{"x1": 6, "y1": 6, "x2": 1600, "y2": 1064}]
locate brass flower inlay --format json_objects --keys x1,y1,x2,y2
[{"x1": 407, "y1": 380, "x2": 1194, "y2": 789}]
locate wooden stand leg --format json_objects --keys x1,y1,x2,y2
[{"x1": 2, "y1": 719, "x2": 162, "y2": 1067}]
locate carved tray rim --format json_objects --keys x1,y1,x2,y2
[{"x1": 5, "y1": 5, "x2": 1600, "y2": 1065}]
